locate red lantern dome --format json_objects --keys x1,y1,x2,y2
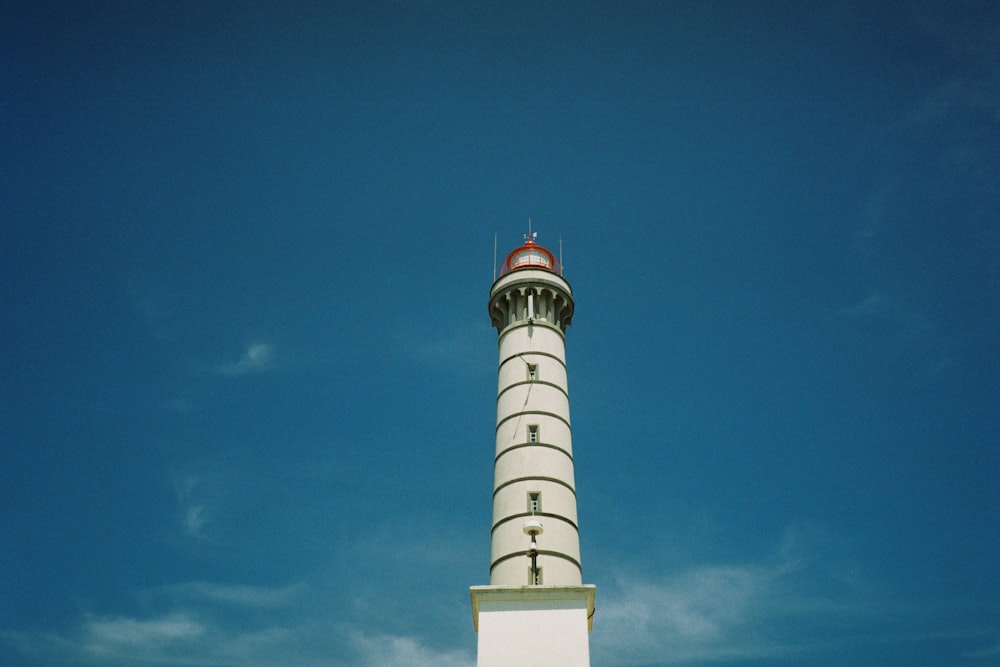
[{"x1": 499, "y1": 233, "x2": 561, "y2": 277}]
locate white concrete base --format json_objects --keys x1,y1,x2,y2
[{"x1": 470, "y1": 585, "x2": 596, "y2": 667}]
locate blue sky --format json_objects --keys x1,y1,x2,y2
[{"x1": 2, "y1": 1, "x2": 998, "y2": 665}]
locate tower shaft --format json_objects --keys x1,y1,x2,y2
[
  {"x1": 471, "y1": 236, "x2": 595, "y2": 667},
  {"x1": 489, "y1": 269, "x2": 580, "y2": 586}
]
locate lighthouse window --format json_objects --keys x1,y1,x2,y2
[
  {"x1": 527, "y1": 364, "x2": 538, "y2": 381},
  {"x1": 528, "y1": 492, "x2": 541, "y2": 513},
  {"x1": 531, "y1": 567, "x2": 543, "y2": 585},
  {"x1": 528, "y1": 425, "x2": 538, "y2": 443}
]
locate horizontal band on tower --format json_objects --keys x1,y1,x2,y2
[
  {"x1": 496, "y1": 379, "x2": 569, "y2": 404},
  {"x1": 496, "y1": 410, "x2": 571, "y2": 432},
  {"x1": 495, "y1": 319, "x2": 567, "y2": 340},
  {"x1": 493, "y1": 475, "x2": 576, "y2": 498},
  {"x1": 490, "y1": 549, "x2": 582, "y2": 575},
  {"x1": 490, "y1": 272, "x2": 573, "y2": 295},
  {"x1": 492, "y1": 510, "x2": 578, "y2": 535},
  {"x1": 495, "y1": 441, "x2": 573, "y2": 466},
  {"x1": 498, "y1": 350, "x2": 567, "y2": 373}
]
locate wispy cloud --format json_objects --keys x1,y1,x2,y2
[
  {"x1": 837, "y1": 288, "x2": 953, "y2": 377},
  {"x1": 155, "y1": 582, "x2": 303, "y2": 608},
  {"x1": 349, "y1": 629, "x2": 473, "y2": 667},
  {"x1": 964, "y1": 639, "x2": 1000, "y2": 659},
  {"x1": 839, "y1": 291, "x2": 888, "y2": 319},
  {"x1": 594, "y1": 563, "x2": 801, "y2": 664},
  {"x1": 174, "y1": 476, "x2": 210, "y2": 540},
  {"x1": 135, "y1": 294, "x2": 177, "y2": 341},
  {"x1": 83, "y1": 613, "x2": 205, "y2": 649},
  {"x1": 3, "y1": 508, "x2": 478, "y2": 666},
  {"x1": 217, "y1": 343, "x2": 275, "y2": 376},
  {"x1": 3, "y1": 542, "x2": 993, "y2": 667},
  {"x1": 0, "y1": 612, "x2": 210, "y2": 667},
  {"x1": 161, "y1": 396, "x2": 196, "y2": 413},
  {"x1": 589, "y1": 523, "x2": 999, "y2": 666},
  {"x1": 2, "y1": 582, "x2": 474, "y2": 667}
]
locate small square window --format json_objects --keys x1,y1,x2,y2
[
  {"x1": 527, "y1": 364, "x2": 538, "y2": 381},
  {"x1": 531, "y1": 567, "x2": 543, "y2": 585},
  {"x1": 528, "y1": 492, "x2": 541, "y2": 513},
  {"x1": 528, "y1": 425, "x2": 538, "y2": 443}
]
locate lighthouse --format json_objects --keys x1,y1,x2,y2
[{"x1": 470, "y1": 232, "x2": 596, "y2": 667}]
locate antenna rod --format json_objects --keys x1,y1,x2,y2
[{"x1": 530, "y1": 542, "x2": 538, "y2": 585}]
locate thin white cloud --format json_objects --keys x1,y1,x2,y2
[
  {"x1": 8, "y1": 610, "x2": 248, "y2": 666},
  {"x1": 964, "y1": 638, "x2": 1000, "y2": 658},
  {"x1": 183, "y1": 504, "x2": 207, "y2": 535},
  {"x1": 594, "y1": 564, "x2": 797, "y2": 664},
  {"x1": 906, "y1": 71, "x2": 1000, "y2": 130},
  {"x1": 157, "y1": 582, "x2": 303, "y2": 607},
  {"x1": 837, "y1": 288, "x2": 954, "y2": 378},
  {"x1": 349, "y1": 629, "x2": 473, "y2": 667},
  {"x1": 3, "y1": 553, "x2": 993, "y2": 667},
  {"x1": 839, "y1": 291, "x2": 888, "y2": 319},
  {"x1": 174, "y1": 475, "x2": 211, "y2": 541},
  {"x1": 3, "y1": 598, "x2": 473, "y2": 667},
  {"x1": 0, "y1": 612, "x2": 213, "y2": 666},
  {"x1": 83, "y1": 613, "x2": 204, "y2": 648},
  {"x1": 135, "y1": 294, "x2": 177, "y2": 341},
  {"x1": 589, "y1": 522, "x2": 1000, "y2": 666},
  {"x1": 218, "y1": 343, "x2": 275, "y2": 376},
  {"x1": 162, "y1": 396, "x2": 196, "y2": 413}
]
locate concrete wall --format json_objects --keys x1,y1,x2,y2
[{"x1": 471, "y1": 586, "x2": 595, "y2": 667}]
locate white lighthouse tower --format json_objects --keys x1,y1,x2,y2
[{"x1": 470, "y1": 232, "x2": 596, "y2": 667}]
